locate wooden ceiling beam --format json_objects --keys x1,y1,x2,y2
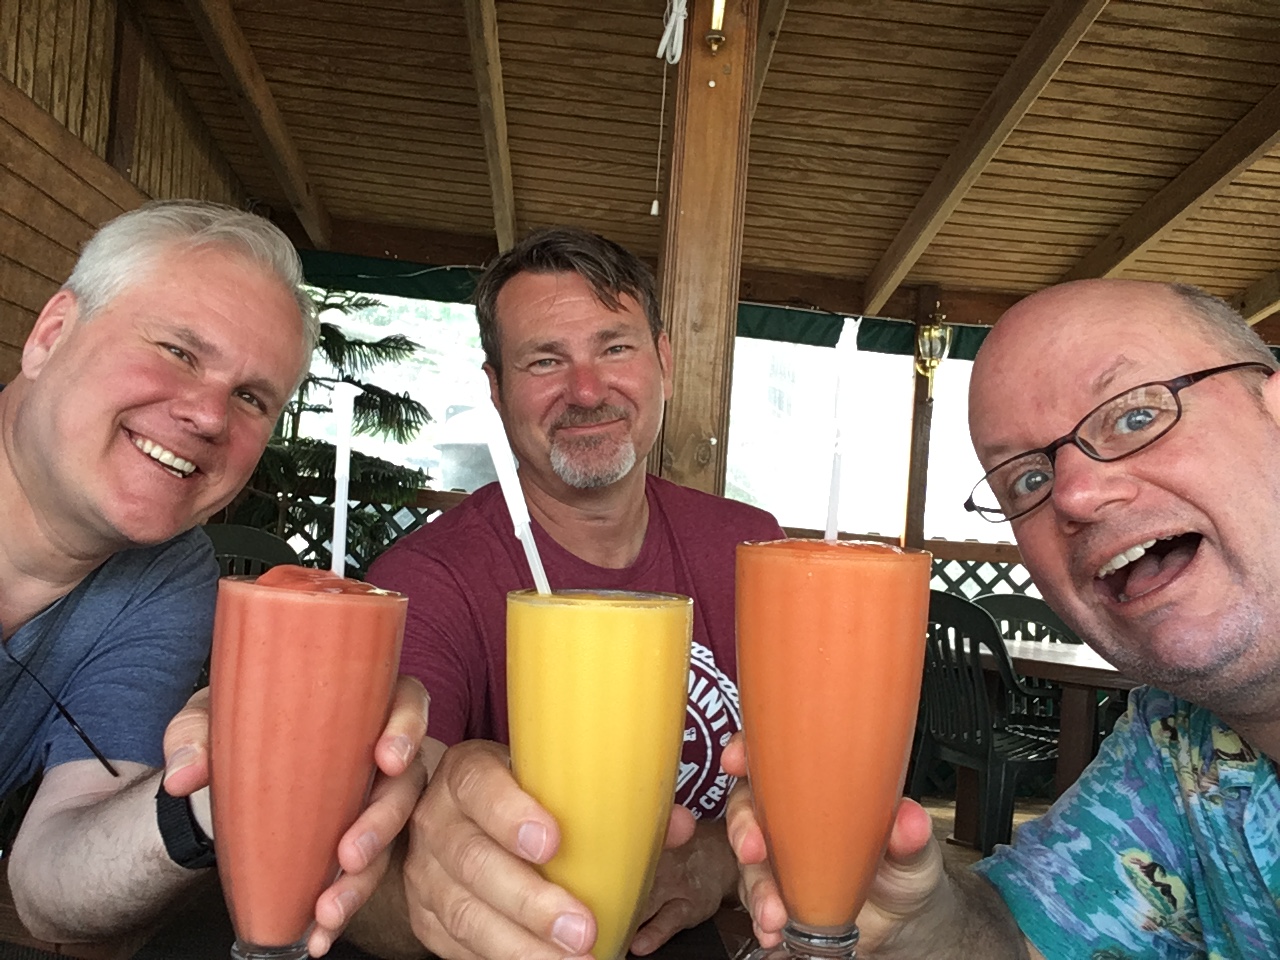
[
  {"x1": 751, "y1": 0, "x2": 788, "y2": 118},
  {"x1": 463, "y1": 0, "x2": 517, "y2": 252},
  {"x1": 183, "y1": 0, "x2": 331, "y2": 248},
  {"x1": 1232, "y1": 271, "x2": 1280, "y2": 326},
  {"x1": 861, "y1": 0, "x2": 1107, "y2": 315},
  {"x1": 1065, "y1": 81, "x2": 1280, "y2": 281}
]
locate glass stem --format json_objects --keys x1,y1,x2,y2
[
  {"x1": 782, "y1": 921, "x2": 859, "y2": 959},
  {"x1": 231, "y1": 939, "x2": 309, "y2": 960}
]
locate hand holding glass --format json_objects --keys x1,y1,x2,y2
[
  {"x1": 507, "y1": 589, "x2": 692, "y2": 960},
  {"x1": 209, "y1": 565, "x2": 406, "y2": 960},
  {"x1": 737, "y1": 540, "x2": 930, "y2": 959}
]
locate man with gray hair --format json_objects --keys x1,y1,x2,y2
[
  {"x1": 367, "y1": 227, "x2": 784, "y2": 959},
  {"x1": 1, "y1": 200, "x2": 426, "y2": 953}
]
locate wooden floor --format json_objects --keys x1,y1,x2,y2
[{"x1": 920, "y1": 795, "x2": 1053, "y2": 869}]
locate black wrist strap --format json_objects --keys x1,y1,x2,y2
[{"x1": 155, "y1": 781, "x2": 216, "y2": 870}]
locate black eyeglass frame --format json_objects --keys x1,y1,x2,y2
[{"x1": 963, "y1": 360, "x2": 1275, "y2": 523}]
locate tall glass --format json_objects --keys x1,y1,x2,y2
[
  {"x1": 507, "y1": 589, "x2": 692, "y2": 960},
  {"x1": 736, "y1": 540, "x2": 930, "y2": 959},
  {"x1": 209, "y1": 566, "x2": 406, "y2": 960}
]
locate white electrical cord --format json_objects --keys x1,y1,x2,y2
[{"x1": 656, "y1": 0, "x2": 687, "y2": 64}]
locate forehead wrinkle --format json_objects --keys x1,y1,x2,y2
[{"x1": 1090, "y1": 355, "x2": 1138, "y2": 396}]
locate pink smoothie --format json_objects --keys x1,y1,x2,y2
[{"x1": 209, "y1": 565, "x2": 406, "y2": 948}]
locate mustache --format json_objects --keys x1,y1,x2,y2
[{"x1": 551, "y1": 404, "x2": 630, "y2": 431}]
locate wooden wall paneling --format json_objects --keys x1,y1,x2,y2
[
  {"x1": 0, "y1": 255, "x2": 58, "y2": 315},
  {"x1": 107, "y1": 0, "x2": 142, "y2": 178},
  {"x1": 0, "y1": 75, "x2": 145, "y2": 367},
  {"x1": 15, "y1": 0, "x2": 38, "y2": 94},
  {"x1": 654, "y1": 0, "x2": 757, "y2": 494},
  {"x1": 0, "y1": 298, "x2": 38, "y2": 348},
  {"x1": 0, "y1": 209, "x2": 77, "y2": 283},
  {"x1": 0, "y1": 345, "x2": 23, "y2": 383},
  {"x1": 83, "y1": 0, "x2": 114, "y2": 157},
  {"x1": 51, "y1": 0, "x2": 74, "y2": 127},
  {"x1": 31, "y1": 0, "x2": 55, "y2": 111},
  {"x1": 0, "y1": 1, "x2": 17, "y2": 83},
  {"x1": 66, "y1": 0, "x2": 91, "y2": 141},
  {"x1": 0, "y1": 164, "x2": 96, "y2": 254}
]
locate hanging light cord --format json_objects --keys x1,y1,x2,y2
[
  {"x1": 656, "y1": 0, "x2": 687, "y2": 64},
  {"x1": 652, "y1": 0, "x2": 685, "y2": 216}
]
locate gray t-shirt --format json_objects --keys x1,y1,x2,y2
[{"x1": 0, "y1": 528, "x2": 218, "y2": 795}]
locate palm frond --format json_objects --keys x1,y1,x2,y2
[
  {"x1": 318, "y1": 324, "x2": 421, "y2": 379},
  {"x1": 352, "y1": 382, "x2": 431, "y2": 442}
]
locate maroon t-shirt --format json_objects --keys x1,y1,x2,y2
[{"x1": 368, "y1": 475, "x2": 783, "y2": 819}]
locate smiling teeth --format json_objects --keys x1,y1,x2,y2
[
  {"x1": 133, "y1": 436, "x2": 196, "y2": 476},
  {"x1": 1096, "y1": 539, "x2": 1159, "y2": 579}
]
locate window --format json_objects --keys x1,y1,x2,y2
[
  {"x1": 299, "y1": 294, "x2": 495, "y2": 492},
  {"x1": 726, "y1": 323, "x2": 913, "y2": 537},
  {"x1": 923, "y1": 360, "x2": 1015, "y2": 544},
  {"x1": 726, "y1": 322, "x2": 1013, "y2": 544}
]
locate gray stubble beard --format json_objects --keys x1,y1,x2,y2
[{"x1": 549, "y1": 435, "x2": 637, "y2": 489}]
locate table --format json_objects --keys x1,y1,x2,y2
[
  {"x1": 1, "y1": 873, "x2": 749, "y2": 960},
  {"x1": 952, "y1": 639, "x2": 1135, "y2": 848},
  {"x1": 997, "y1": 639, "x2": 1136, "y2": 797}
]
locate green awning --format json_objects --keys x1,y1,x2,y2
[
  {"x1": 857, "y1": 317, "x2": 990, "y2": 362},
  {"x1": 302, "y1": 250, "x2": 479, "y2": 303},
  {"x1": 301, "y1": 250, "x2": 987, "y2": 357}
]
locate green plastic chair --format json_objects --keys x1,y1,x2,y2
[
  {"x1": 201, "y1": 523, "x2": 299, "y2": 576},
  {"x1": 909, "y1": 590, "x2": 1059, "y2": 854},
  {"x1": 974, "y1": 592, "x2": 1127, "y2": 746}
]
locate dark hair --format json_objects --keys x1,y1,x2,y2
[{"x1": 473, "y1": 226, "x2": 662, "y2": 377}]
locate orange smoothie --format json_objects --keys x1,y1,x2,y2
[
  {"x1": 209, "y1": 565, "x2": 406, "y2": 956},
  {"x1": 507, "y1": 590, "x2": 692, "y2": 960},
  {"x1": 737, "y1": 540, "x2": 930, "y2": 932}
]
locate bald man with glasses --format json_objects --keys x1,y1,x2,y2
[{"x1": 724, "y1": 280, "x2": 1280, "y2": 959}]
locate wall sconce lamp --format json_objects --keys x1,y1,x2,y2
[
  {"x1": 706, "y1": 0, "x2": 726, "y2": 53},
  {"x1": 914, "y1": 303, "x2": 952, "y2": 400}
]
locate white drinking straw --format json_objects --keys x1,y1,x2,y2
[
  {"x1": 825, "y1": 320, "x2": 854, "y2": 542},
  {"x1": 483, "y1": 407, "x2": 552, "y2": 595},
  {"x1": 329, "y1": 381, "x2": 361, "y2": 578}
]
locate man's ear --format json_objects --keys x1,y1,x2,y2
[
  {"x1": 22, "y1": 290, "x2": 80, "y2": 380},
  {"x1": 656, "y1": 332, "x2": 674, "y2": 401},
  {"x1": 485, "y1": 362, "x2": 502, "y2": 409}
]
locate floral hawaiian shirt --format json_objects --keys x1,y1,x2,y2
[{"x1": 974, "y1": 687, "x2": 1280, "y2": 959}]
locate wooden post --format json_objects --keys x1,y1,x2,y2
[
  {"x1": 902, "y1": 284, "x2": 941, "y2": 549},
  {"x1": 651, "y1": 0, "x2": 757, "y2": 494}
]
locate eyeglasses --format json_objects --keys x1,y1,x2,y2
[
  {"x1": 3, "y1": 644, "x2": 119, "y2": 777},
  {"x1": 964, "y1": 361, "x2": 1275, "y2": 523}
]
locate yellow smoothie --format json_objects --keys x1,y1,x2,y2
[{"x1": 507, "y1": 589, "x2": 692, "y2": 960}]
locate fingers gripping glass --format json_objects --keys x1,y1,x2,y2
[
  {"x1": 3, "y1": 644, "x2": 119, "y2": 777},
  {"x1": 964, "y1": 362, "x2": 1275, "y2": 523}
]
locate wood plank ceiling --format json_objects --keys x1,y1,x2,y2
[{"x1": 133, "y1": 0, "x2": 1280, "y2": 330}]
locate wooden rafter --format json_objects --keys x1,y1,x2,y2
[
  {"x1": 1232, "y1": 271, "x2": 1280, "y2": 326},
  {"x1": 751, "y1": 0, "x2": 787, "y2": 118},
  {"x1": 463, "y1": 0, "x2": 516, "y2": 253},
  {"x1": 1065, "y1": 82, "x2": 1280, "y2": 281},
  {"x1": 183, "y1": 0, "x2": 331, "y2": 248},
  {"x1": 861, "y1": 0, "x2": 1107, "y2": 315}
]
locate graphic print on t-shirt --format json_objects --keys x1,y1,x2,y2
[{"x1": 676, "y1": 641, "x2": 740, "y2": 819}]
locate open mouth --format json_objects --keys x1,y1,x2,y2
[
  {"x1": 131, "y1": 434, "x2": 197, "y2": 479},
  {"x1": 1095, "y1": 532, "x2": 1202, "y2": 603}
]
